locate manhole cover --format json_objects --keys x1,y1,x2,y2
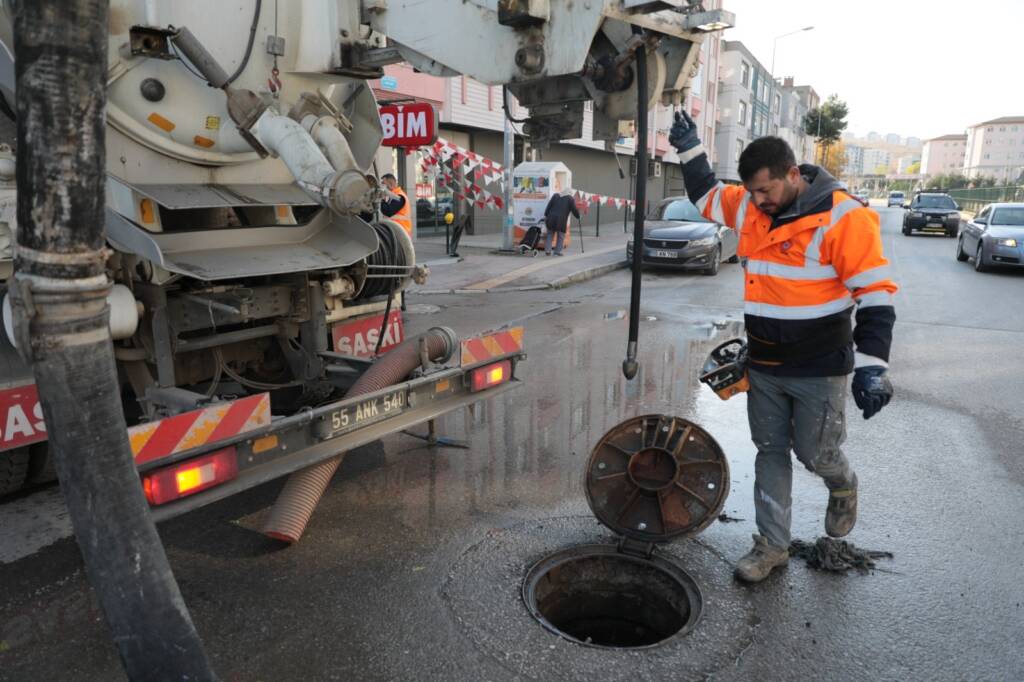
[{"x1": 523, "y1": 544, "x2": 701, "y2": 649}]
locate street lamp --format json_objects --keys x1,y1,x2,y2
[{"x1": 767, "y1": 26, "x2": 813, "y2": 158}]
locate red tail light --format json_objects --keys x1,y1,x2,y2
[
  {"x1": 142, "y1": 447, "x2": 238, "y2": 506},
  {"x1": 470, "y1": 360, "x2": 512, "y2": 392}
]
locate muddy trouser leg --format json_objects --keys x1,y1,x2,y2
[
  {"x1": 789, "y1": 374, "x2": 854, "y2": 493},
  {"x1": 747, "y1": 370, "x2": 796, "y2": 549}
]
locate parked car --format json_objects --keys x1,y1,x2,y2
[
  {"x1": 853, "y1": 190, "x2": 870, "y2": 203},
  {"x1": 956, "y1": 202, "x2": 1024, "y2": 272},
  {"x1": 902, "y1": 191, "x2": 960, "y2": 237},
  {"x1": 626, "y1": 197, "x2": 738, "y2": 276},
  {"x1": 887, "y1": 191, "x2": 905, "y2": 208}
]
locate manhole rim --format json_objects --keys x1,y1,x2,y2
[{"x1": 521, "y1": 543, "x2": 704, "y2": 650}]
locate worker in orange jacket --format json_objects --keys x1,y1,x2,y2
[
  {"x1": 670, "y1": 111, "x2": 897, "y2": 583},
  {"x1": 380, "y1": 173, "x2": 412, "y2": 235}
]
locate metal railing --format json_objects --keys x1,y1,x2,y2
[{"x1": 947, "y1": 185, "x2": 1024, "y2": 214}]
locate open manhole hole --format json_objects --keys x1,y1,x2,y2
[
  {"x1": 523, "y1": 415, "x2": 729, "y2": 649},
  {"x1": 523, "y1": 544, "x2": 702, "y2": 649}
]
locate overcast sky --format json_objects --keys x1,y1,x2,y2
[{"x1": 720, "y1": 0, "x2": 1022, "y2": 140}]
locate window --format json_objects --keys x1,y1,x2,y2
[
  {"x1": 660, "y1": 199, "x2": 712, "y2": 222},
  {"x1": 735, "y1": 139, "x2": 744, "y2": 163},
  {"x1": 740, "y1": 61, "x2": 750, "y2": 87},
  {"x1": 774, "y1": 93, "x2": 781, "y2": 113},
  {"x1": 984, "y1": 153, "x2": 990, "y2": 159},
  {"x1": 738, "y1": 100, "x2": 747, "y2": 125},
  {"x1": 987, "y1": 126, "x2": 993, "y2": 131}
]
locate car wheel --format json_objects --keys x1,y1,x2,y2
[
  {"x1": 702, "y1": 246, "x2": 721, "y2": 276},
  {"x1": 727, "y1": 252, "x2": 739, "y2": 264},
  {"x1": 902, "y1": 224, "x2": 911, "y2": 236},
  {"x1": 974, "y1": 243, "x2": 989, "y2": 272},
  {"x1": 956, "y1": 235, "x2": 969, "y2": 262}
]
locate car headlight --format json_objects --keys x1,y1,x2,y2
[
  {"x1": 911, "y1": 211, "x2": 923, "y2": 218},
  {"x1": 690, "y1": 237, "x2": 716, "y2": 247},
  {"x1": 947, "y1": 213, "x2": 960, "y2": 221},
  {"x1": 997, "y1": 238, "x2": 1018, "y2": 247}
]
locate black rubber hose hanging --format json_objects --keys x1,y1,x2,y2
[{"x1": 623, "y1": 37, "x2": 648, "y2": 380}]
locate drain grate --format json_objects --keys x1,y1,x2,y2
[{"x1": 523, "y1": 544, "x2": 702, "y2": 649}]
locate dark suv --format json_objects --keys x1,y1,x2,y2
[{"x1": 902, "y1": 191, "x2": 961, "y2": 237}]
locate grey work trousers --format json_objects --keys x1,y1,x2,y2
[{"x1": 746, "y1": 370, "x2": 855, "y2": 548}]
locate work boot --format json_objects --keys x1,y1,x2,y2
[
  {"x1": 825, "y1": 475, "x2": 858, "y2": 538},
  {"x1": 734, "y1": 534, "x2": 789, "y2": 583}
]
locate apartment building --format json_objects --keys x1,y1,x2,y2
[
  {"x1": 778, "y1": 77, "x2": 815, "y2": 164},
  {"x1": 712, "y1": 41, "x2": 778, "y2": 182},
  {"x1": 963, "y1": 116, "x2": 1024, "y2": 182},
  {"x1": 920, "y1": 134, "x2": 966, "y2": 177},
  {"x1": 862, "y1": 148, "x2": 891, "y2": 175},
  {"x1": 844, "y1": 144, "x2": 865, "y2": 177}
]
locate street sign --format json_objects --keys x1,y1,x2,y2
[
  {"x1": 379, "y1": 102, "x2": 437, "y2": 148},
  {"x1": 380, "y1": 75, "x2": 398, "y2": 91}
]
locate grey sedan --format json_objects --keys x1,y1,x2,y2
[
  {"x1": 626, "y1": 197, "x2": 738, "y2": 276},
  {"x1": 957, "y1": 202, "x2": 1024, "y2": 272}
]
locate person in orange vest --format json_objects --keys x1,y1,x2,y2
[
  {"x1": 670, "y1": 111, "x2": 897, "y2": 583},
  {"x1": 380, "y1": 173, "x2": 412, "y2": 235}
]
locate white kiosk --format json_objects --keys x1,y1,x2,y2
[{"x1": 512, "y1": 161, "x2": 573, "y2": 246}]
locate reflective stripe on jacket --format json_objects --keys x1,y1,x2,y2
[
  {"x1": 682, "y1": 159, "x2": 897, "y2": 377},
  {"x1": 695, "y1": 182, "x2": 896, "y2": 320},
  {"x1": 391, "y1": 187, "x2": 412, "y2": 234}
]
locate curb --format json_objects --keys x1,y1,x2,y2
[
  {"x1": 549, "y1": 259, "x2": 628, "y2": 289},
  {"x1": 409, "y1": 259, "x2": 628, "y2": 295}
]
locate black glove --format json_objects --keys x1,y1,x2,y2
[
  {"x1": 668, "y1": 110, "x2": 701, "y2": 154},
  {"x1": 851, "y1": 366, "x2": 893, "y2": 420}
]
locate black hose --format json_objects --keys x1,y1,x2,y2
[
  {"x1": 13, "y1": 1, "x2": 215, "y2": 679},
  {"x1": 358, "y1": 221, "x2": 408, "y2": 300},
  {"x1": 223, "y1": 0, "x2": 262, "y2": 88},
  {"x1": 623, "y1": 38, "x2": 648, "y2": 381}
]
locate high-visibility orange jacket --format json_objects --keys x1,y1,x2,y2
[
  {"x1": 384, "y1": 186, "x2": 412, "y2": 235},
  {"x1": 683, "y1": 159, "x2": 897, "y2": 376}
]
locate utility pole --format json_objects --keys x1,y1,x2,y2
[
  {"x1": 10, "y1": 2, "x2": 214, "y2": 680},
  {"x1": 501, "y1": 87, "x2": 515, "y2": 251}
]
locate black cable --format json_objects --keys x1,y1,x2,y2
[
  {"x1": 623, "y1": 29, "x2": 648, "y2": 381},
  {"x1": 223, "y1": 0, "x2": 262, "y2": 87},
  {"x1": 502, "y1": 86, "x2": 529, "y2": 124},
  {"x1": 373, "y1": 283, "x2": 396, "y2": 357},
  {"x1": 359, "y1": 221, "x2": 408, "y2": 300}
]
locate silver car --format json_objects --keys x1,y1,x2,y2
[
  {"x1": 957, "y1": 202, "x2": 1024, "y2": 272},
  {"x1": 626, "y1": 197, "x2": 739, "y2": 276}
]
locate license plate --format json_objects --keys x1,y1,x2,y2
[
  {"x1": 927, "y1": 222, "x2": 942, "y2": 227},
  {"x1": 318, "y1": 388, "x2": 408, "y2": 440},
  {"x1": 654, "y1": 250, "x2": 676, "y2": 258}
]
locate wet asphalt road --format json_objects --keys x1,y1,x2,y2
[{"x1": 1, "y1": 207, "x2": 1023, "y2": 680}]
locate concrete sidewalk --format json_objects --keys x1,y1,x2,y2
[{"x1": 411, "y1": 226, "x2": 630, "y2": 294}]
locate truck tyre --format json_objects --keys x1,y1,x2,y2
[
  {"x1": 27, "y1": 442, "x2": 57, "y2": 484},
  {"x1": 0, "y1": 446, "x2": 30, "y2": 497}
]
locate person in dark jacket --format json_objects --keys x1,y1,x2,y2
[
  {"x1": 542, "y1": 190, "x2": 580, "y2": 256},
  {"x1": 669, "y1": 111, "x2": 897, "y2": 583}
]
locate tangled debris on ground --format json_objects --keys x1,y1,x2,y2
[
  {"x1": 717, "y1": 512, "x2": 745, "y2": 523},
  {"x1": 789, "y1": 537, "x2": 894, "y2": 574}
]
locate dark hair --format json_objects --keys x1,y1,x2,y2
[
  {"x1": 381, "y1": 173, "x2": 397, "y2": 181},
  {"x1": 738, "y1": 137, "x2": 797, "y2": 182}
]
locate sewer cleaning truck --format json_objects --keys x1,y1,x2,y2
[{"x1": 0, "y1": 0, "x2": 725, "y2": 540}]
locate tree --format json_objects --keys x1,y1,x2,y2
[
  {"x1": 821, "y1": 139, "x2": 846, "y2": 178},
  {"x1": 803, "y1": 94, "x2": 849, "y2": 166},
  {"x1": 906, "y1": 161, "x2": 921, "y2": 175}
]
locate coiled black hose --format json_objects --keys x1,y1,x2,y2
[{"x1": 358, "y1": 221, "x2": 409, "y2": 300}]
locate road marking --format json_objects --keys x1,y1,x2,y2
[{"x1": 465, "y1": 243, "x2": 623, "y2": 291}]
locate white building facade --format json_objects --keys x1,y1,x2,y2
[
  {"x1": 963, "y1": 116, "x2": 1024, "y2": 182},
  {"x1": 920, "y1": 134, "x2": 966, "y2": 177}
]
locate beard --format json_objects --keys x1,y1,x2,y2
[{"x1": 759, "y1": 181, "x2": 799, "y2": 216}]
